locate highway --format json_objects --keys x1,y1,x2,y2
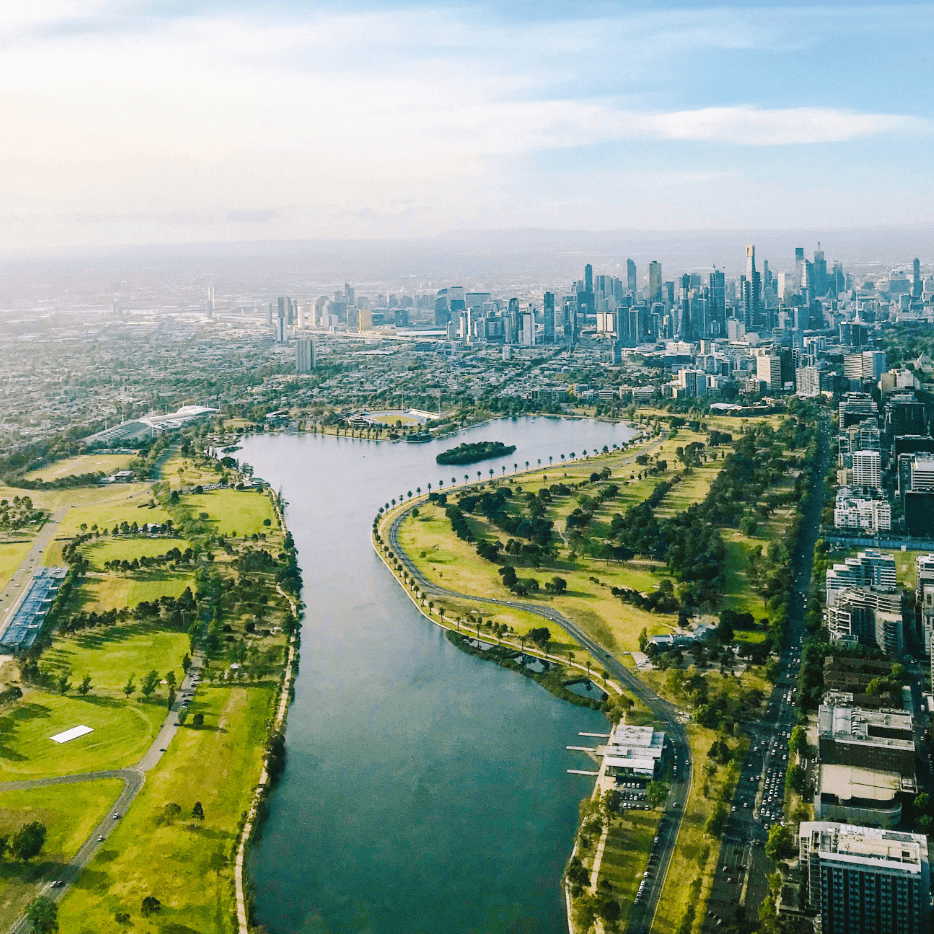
[
  {"x1": 384, "y1": 503, "x2": 692, "y2": 934},
  {"x1": 702, "y1": 413, "x2": 830, "y2": 931}
]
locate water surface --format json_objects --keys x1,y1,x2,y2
[{"x1": 241, "y1": 418, "x2": 636, "y2": 934}]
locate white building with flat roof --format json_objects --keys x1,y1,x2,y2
[{"x1": 600, "y1": 723, "x2": 667, "y2": 781}]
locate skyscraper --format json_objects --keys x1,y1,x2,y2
[
  {"x1": 584, "y1": 264, "x2": 593, "y2": 295},
  {"x1": 743, "y1": 245, "x2": 762, "y2": 329},
  {"x1": 913, "y1": 258, "x2": 922, "y2": 299},
  {"x1": 795, "y1": 247, "x2": 805, "y2": 295},
  {"x1": 814, "y1": 244, "x2": 827, "y2": 297},
  {"x1": 627, "y1": 259, "x2": 637, "y2": 294},
  {"x1": 709, "y1": 270, "x2": 725, "y2": 333},
  {"x1": 296, "y1": 338, "x2": 315, "y2": 373},
  {"x1": 543, "y1": 292, "x2": 555, "y2": 343},
  {"x1": 647, "y1": 261, "x2": 662, "y2": 304}
]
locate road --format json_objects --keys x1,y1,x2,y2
[
  {"x1": 0, "y1": 509, "x2": 69, "y2": 641},
  {"x1": 4, "y1": 656, "x2": 204, "y2": 934},
  {"x1": 702, "y1": 413, "x2": 830, "y2": 932},
  {"x1": 384, "y1": 502, "x2": 691, "y2": 934}
]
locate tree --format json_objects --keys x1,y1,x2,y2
[
  {"x1": 167, "y1": 688, "x2": 176, "y2": 710},
  {"x1": 638, "y1": 627, "x2": 648, "y2": 652},
  {"x1": 165, "y1": 670, "x2": 177, "y2": 689},
  {"x1": 192, "y1": 712, "x2": 204, "y2": 727},
  {"x1": 645, "y1": 781, "x2": 668, "y2": 808},
  {"x1": 11, "y1": 821, "x2": 47, "y2": 861},
  {"x1": 789, "y1": 725, "x2": 808, "y2": 759},
  {"x1": 765, "y1": 823, "x2": 796, "y2": 861},
  {"x1": 77, "y1": 673, "x2": 92, "y2": 696},
  {"x1": 141, "y1": 896, "x2": 162, "y2": 917},
  {"x1": 181, "y1": 653, "x2": 191, "y2": 673},
  {"x1": 192, "y1": 801, "x2": 205, "y2": 821},
  {"x1": 141, "y1": 670, "x2": 160, "y2": 699},
  {"x1": 548, "y1": 576, "x2": 568, "y2": 594},
  {"x1": 0, "y1": 835, "x2": 8, "y2": 860},
  {"x1": 25, "y1": 896, "x2": 58, "y2": 934}
]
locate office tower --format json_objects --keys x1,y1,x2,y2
[
  {"x1": 296, "y1": 338, "x2": 315, "y2": 373},
  {"x1": 913, "y1": 258, "x2": 922, "y2": 299},
  {"x1": 543, "y1": 292, "x2": 555, "y2": 343},
  {"x1": 709, "y1": 270, "x2": 725, "y2": 329},
  {"x1": 584, "y1": 264, "x2": 593, "y2": 295},
  {"x1": 799, "y1": 822, "x2": 930, "y2": 934},
  {"x1": 434, "y1": 290, "x2": 451, "y2": 327},
  {"x1": 743, "y1": 245, "x2": 762, "y2": 328},
  {"x1": 344, "y1": 283, "x2": 355, "y2": 306},
  {"x1": 795, "y1": 247, "x2": 805, "y2": 294},
  {"x1": 756, "y1": 353, "x2": 781, "y2": 392},
  {"x1": 507, "y1": 298, "x2": 520, "y2": 343},
  {"x1": 266, "y1": 303, "x2": 274, "y2": 327},
  {"x1": 814, "y1": 244, "x2": 827, "y2": 297},
  {"x1": 275, "y1": 315, "x2": 286, "y2": 343},
  {"x1": 647, "y1": 262, "x2": 662, "y2": 304},
  {"x1": 627, "y1": 259, "x2": 636, "y2": 294}
]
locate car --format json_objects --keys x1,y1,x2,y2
[
  {"x1": 50, "y1": 880, "x2": 63, "y2": 887},
  {"x1": 97, "y1": 835, "x2": 105, "y2": 842},
  {"x1": 112, "y1": 813, "x2": 120, "y2": 819}
]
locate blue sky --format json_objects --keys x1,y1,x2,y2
[{"x1": 1, "y1": 1, "x2": 931, "y2": 249}]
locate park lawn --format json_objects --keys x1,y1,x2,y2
[
  {"x1": 57, "y1": 685, "x2": 275, "y2": 934},
  {"x1": 650, "y1": 723, "x2": 724, "y2": 934},
  {"x1": 0, "y1": 779, "x2": 125, "y2": 931},
  {"x1": 75, "y1": 570, "x2": 195, "y2": 612},
  {"x1": 160, "y1": 454, "x2": 223, "y2": 490},
  {"x1": 0, "y1": 538, "x2": 34, "y2": 590},
  {"x1": 0, "y1": 690, "x2": 165, "y2": 780},
  {"x1": 23, "y1": 454, "x2": 136, "y2": 483},
  {"x1": 593, "y1": 809, "x2": 658, "y2": 930},
  {"x1": 42, "y1": 623, "x2": 190, "y2": 692},
  {"x1": 654, "y1": 462, "x2": 724, "y2": 518},
  {"x1": 81, "y1": 536, "x2": 190, "y2": 572},
  {"x1": 182, "y1": 488, "x2": 278, "y2": 537},
  {"x1": 48, "y1": 490, "x2": 170, "y2": 548}
]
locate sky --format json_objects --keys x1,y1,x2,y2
[{"x1": 1, "y1": 1, "x2": 932, "y2": 250}]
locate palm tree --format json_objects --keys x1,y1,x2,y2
[
  {"x1": 477, "y1": 471, "x2": 481, "y2": 481},
  {"x1": 537, "y1": 458, "x2": 541, "y2": 467},
  {"x1": 427, "y1": 483, "x2": 432, "y2": 493},
  {"x1": 549, "y1": 456, "x2": 553, "y2": 465},
  {"x1": 416, "y1": 487, "x2": 421, "y2": 497},
  {"x1": 464, "y1": 474, "x2": 469, "y2": 484},
  {"x1": 513, "y1": 462, "x2": 518, "y2": 473},
  {"x1": 452, "y1": 477, "x2": 457, "y2": 486},
  {"x1": 502, "y1": 465, "x2": 506, "y2": 476},
  {"x1": 489, "y1": 468, "x2": 494, "y2": 480},
  {"x1": 560, "y1": 454, "x2": 565, "y2": 463},
  {"x1": 525, "y1": 460, "x2": 529, "y2": 471}
]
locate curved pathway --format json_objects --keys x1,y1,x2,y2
[
  {"x1": 3, "y1": 656, "x2": 204, "y2": 934},
  {"x1": 383, "y1": 501, "x2": 692, "y2": 934}
]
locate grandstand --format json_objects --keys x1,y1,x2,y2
[{"x1": 0, "y1": 567, "x2": 67, "y2": 653}]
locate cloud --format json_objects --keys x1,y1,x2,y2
[{"x1": 0, "y1": 3, "x2": 931, "y2": 247}]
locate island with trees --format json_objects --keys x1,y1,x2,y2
[{"x1": 436, "y1": 440, "x2": 516, "y2": 466}]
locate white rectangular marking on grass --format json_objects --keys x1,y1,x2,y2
[{"x1": 50, "y1": 725, "x2": 94, "y2": 744}]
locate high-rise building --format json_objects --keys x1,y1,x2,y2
[
  {"x1": 275, "y1": 315, "x2": 286, "y2": 343},
  {"x1": 799, "y1": 822, "x2": 930, "y2": 934},
  {"x1": 543, "y1": 292, "x2": 555, "y2": 343},
  {"x1": 743, "y1": 245, "x2": 762, "y2": 329},
  {"x1": 813, "y1": 244, "x2": 827, "y2": 297},
  {"x1": 795, "y1": 247, "x2": 805, "y2": 294},
  {"x1": 296, "y1": 338, "x2": 315, "y2": 373},
  {"x1": 647, "y1": 262, "x2": 662, "y2": 304},
  {"x1": 913, "y1": 258, "x2": 922, "y2": 299},
  {"x1": 851, "y1": 451, "x2": 882, "y2": 488},
  {"x1": 627, "y1": 259, "x2": 637, "y2": 294},
  {"x1": 755, "y1": 353, "x2": 781, "y2": 392},
  {"x1": 826, "y1": 551, "x2": 897, "y2": 606},
  {"x1": 584, "y1": 264, "x2": 593, "y2": 295},
  {"x1": 796, "y1": 366, "x2": 821, "y2": 397}
]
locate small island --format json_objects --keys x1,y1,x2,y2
[{"x1": 436, "y1": 440, "x2": 516, "y2": 465}]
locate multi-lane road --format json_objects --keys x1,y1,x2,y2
[{"x1": 384, "y1": 505, "x2": 691, "y2": 934}]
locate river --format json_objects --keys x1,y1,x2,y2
[{"x1": 239, "y1": 417, "x2": 638, "y2": 934}]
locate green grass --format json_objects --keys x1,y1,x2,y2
[
  {"x1": 52, "y1": 492, "x2": 171, "y2": 544},
  {"x1": 24, "y1": 455, "x2": 136, "y2": 483},
  {"x1": 0, "y1": 690, "x2": 166, "y2": 780},
  {"x1": 182, "y1": 488, "x2": 278, "y2": 537},
  {"x1": 595, "y1": 810, "x2": 658, "y2": 929},
  {"x1": 81, "y1": 537, "x2": 190, "y2": 572},
  {"x1": 57, "y1": 685, "x2": 275, "y2": 934},
  {"x1": 42, "y1": 623, "x2": 190, "y2": 692},
  {"x1": 0, "y1": 779, "x2": 124, "y2": 930},
  {"x1": 75, "y1": 570, "x2": 195, "y2": 613},
  {"x1": 0, "y1": 538, "x2": 35, "y2": 590}
]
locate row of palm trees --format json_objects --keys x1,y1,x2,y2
[{"x1": 377, "y1": 442, "x2": 633, "y2": 512}]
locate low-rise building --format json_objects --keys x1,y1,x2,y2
[
  {"x1": 817, "y1": 703, "x2": 915, "y2": 778},
  {"x1": 600, "y1": 723, "x2": 667, "y2": 781}
]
